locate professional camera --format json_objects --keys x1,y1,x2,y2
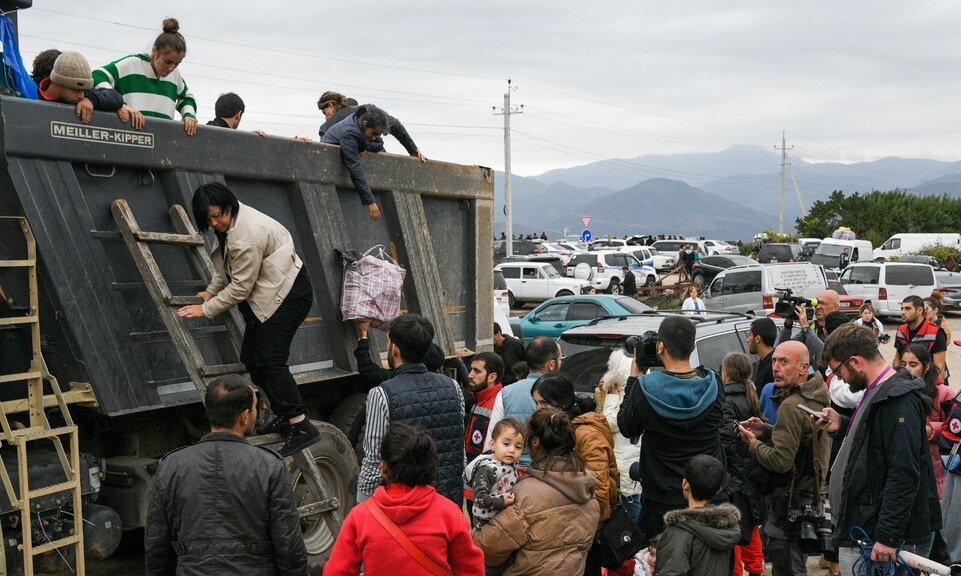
[
  {"x1": 788, "y1": 502, "x2": 833, "y2": 555},
  {"x1": 773, "y1": 288, "x2": 816, "y2": 322},
  {"x1": 624, "y1": 330, "x2": 661, "y2": 368},
  {"x1": 878, "y1": 333, "x2": 891, "y2": 344}
]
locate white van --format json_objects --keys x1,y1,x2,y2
[
  {"x1": 703, "y1": 262, "x2": 828, "y2": 316},
  {"x1": 873, "y1": 233, "x2": 961, "y2": 261},
  {"x1": 809, "y1": 238, "x2": 873, "y2": 271},
  {"x1": 838, "y1": 262, "x2": 937, "y2": 317}
]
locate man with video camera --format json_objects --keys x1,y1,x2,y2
[
  {"x1": 776, "y1": 289, "x2": 840, "y2": 369},
  {"x1": 617, "y1": 316, "x2": 726, "y2": 537},
  {"x1": 737, "y1": 340, "x2": 831, "y2": 576}
]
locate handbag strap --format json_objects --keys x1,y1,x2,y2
[{"x1": 364, "y1": 499, "x2": 454, "y2": 576}]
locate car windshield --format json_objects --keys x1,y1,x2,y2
[
  {"x1": 649, "y1": 248, "x2": 660, "y2": 255},
  {"x1": 615, "y1": 297, "x2": 652, "y2": 313},
  {"x1": 816, "y1": 243, "x2": 844, "y2": 257},
  {"x1": 543, "y1": 266, "x2": 561, "y2": 279}
]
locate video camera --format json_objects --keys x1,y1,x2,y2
[
  {"x1": 624, "y1": 330, "x2": 661, "y2": 368},
  {"x1": 773, "y1": 288, "x2": 816, "y2": 322}
]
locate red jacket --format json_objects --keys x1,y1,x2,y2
[
  {"x1": 895, "y1": 317, "x2": 940, "y2": 352},
  {"x1": 465, "y1": 383, "x2": 502, "y2": 463},
  {"x1": 323, "y1": 484, "x2": 484, "y2": 576}
]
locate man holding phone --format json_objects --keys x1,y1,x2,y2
[{"x1": 736, "y1": 341, "x2": 831, "y2": 576}]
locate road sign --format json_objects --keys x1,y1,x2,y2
[
  {"x1": 581, "y1": 216, "x2": 592, "y2": 229},
  {"x1": 581, "y1": 229, "x2": 592, "y2": 242}
]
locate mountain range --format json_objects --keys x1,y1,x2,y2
[{"x1": 494, "y1": 146, "x2": 961, "y2": 241}]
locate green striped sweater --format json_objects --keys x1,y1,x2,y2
[{"x1": 92, "y1": 53, "x2": 196, "y2": 120}]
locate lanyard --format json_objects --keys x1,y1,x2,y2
[{"x1": 847, "y1": 365, "x2": 893, "y2": 432}]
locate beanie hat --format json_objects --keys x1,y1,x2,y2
[{"x1": 50, "y1": 52, "x2": 92, "y2": 90}]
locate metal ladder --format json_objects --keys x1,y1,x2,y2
[
  {"x1": 0, "y1": 217, "x2": 85, "y2": 576},
  {"x1": 110, "y1": 200, "x2": 343, "y2": 538}
]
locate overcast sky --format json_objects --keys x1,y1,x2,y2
[{"x1": 18, "y1": 1, "x2": 961, "y2": 177}]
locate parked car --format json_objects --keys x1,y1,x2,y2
[
  {"x1": 623, "y1": 246, "x2": 674, "y2": 271},
  {"x1": 589, "y1": 238, "x2": 628, "y2": 250},
  {"x1": 566, "y1": 251, "x2": 657, "y2": 294},
  {"x1": 690, "y1": 255, "x2": 760, "y2": 288},
  {"x1": 810, "y1": 238, "x2": 873, "y2": 270},
  {"x1": 838, "y1": 262, "x2": 937, "y2": 317},
  {"x1": 873, "y1": 233, "x2": 961, "y2": 261},
  {"x1": 494, "y1": 269, "x2": 510, "y2": 317},
  {"x1": 825, "y1": 279, "x2": 864, "y2": 317},
  {"x1": 652, "y1": 239, "x2": 706, "y2": 258},
  {"x1": 497, "y1": 254, "x2": 565, "y2": 275},
  {"x1": 495, "y1": 262, "x2": 590, "y2": 308},
  {"x1": 703, "y1": 239, "x2": 737, "y2": 255},
  {"x1": 534, "y1": 241, "x2": 581, "y2": 265},
  {"x1": 493, "y1": 238, "x2": 538, "y2": 260},
  {"x1": 703, "y1": 262, "x2": 829, "y2": 316},
  {"x1": 935, "y1": 270, "x2": 961, "y2": 310},
  {"x1": 559, "y1": 311, "x2": 792, "y2": 393},
  {"x1": 798, "y1": 238, "x2": 821, "y2": 261},
  {"x1": 756, "y1": 242, "x2": 801, "y2": 263},
  {"x1": 899, "y1": 254, "x2": 944, "y2": 270},
  {"x1": 509, "y1": 295, "x2": 652, "y2": 343}
]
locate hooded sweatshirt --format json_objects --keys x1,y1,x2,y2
[
  {"x1": 618, "y1": 369, "x2": 725, "y2": 507},
  {"x1": 324, "y1": 484, "x2": 484, "y2": 576},
  {"x1": 654, "y1": 503, "x2": 742, "y2": 576}
]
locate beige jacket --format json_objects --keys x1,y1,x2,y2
[
  {"x1": 472, "y1": 464, "x2": 599, "y2": 575},
  {"x1": 203, "y1": 202, "x2": 303, "y2": 322}
]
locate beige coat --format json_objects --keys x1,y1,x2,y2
[
  {"x1": 202, "y1": 202, "x2": 303, "y2": 322},
  {"x1": 472, "y1": 464, "x2": 599, "y2": 575}
]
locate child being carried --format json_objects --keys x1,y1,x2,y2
[{"x1": 463, "y1": 418, "x2": 526, "y2": 527}]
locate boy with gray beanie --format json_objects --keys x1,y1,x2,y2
[{"x1": 38, "y1": 51, "x2": 123, "y2": 123}]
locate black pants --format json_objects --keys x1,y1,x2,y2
[
  {"x1": 239, "y1": 269, "x2": 312, "y2": 419},
  {"x1": 642, "y1": 499, "x2": 680, "y2": 539}
]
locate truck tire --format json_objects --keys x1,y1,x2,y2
[
  {"x1": 328, "y1": 393, "x2": 368, "y2": 450},
  {"x1": 608, "y1": 279, "x2": 621, "y2": 295},
  {"x1": 288, "y1": 420, "x2": 359, "y2": 569}
]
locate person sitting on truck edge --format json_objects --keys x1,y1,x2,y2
[
  {"x1": 357, "y1": 314, "x2": 466, "y2": 506},
  {"x1": 145, "y1": 374, "x2": 309, "y2": 576},
  {"x1": 178, "y1": 183, "x2": 320, "y2": 457},
  {"x1": 316, "y1": 90, "x2": 427, "y2": 161},
  {"x1": 92, "y1": 18, "x2": 197, "y2": 135},
  {"x1": 30, "y1": 48, "x2": 61, "y2": 85},
  {"x1": 38, "y1": 51, "x2": 124, "y2": 123},
  {"x1": 206, "y1": 92, "x2": 266, "y2": 136}
]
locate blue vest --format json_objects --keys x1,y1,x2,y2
[{"x1": 500, "y1": 373, "x2": 542, "y2": 466}]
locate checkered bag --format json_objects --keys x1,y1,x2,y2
[{"x1": 340, "y1": 245, "x2": 406, "y2": 331}]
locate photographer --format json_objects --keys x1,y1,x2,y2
[
  {"x1": 617, "y1": 316, "x2": 726, "y2": 537},
  {"x1": 776, "y1": 289, "x2": 840, "y2": 370},
  {"x1": 736, "y1": 341, "x2": 831, "y2": 576}
]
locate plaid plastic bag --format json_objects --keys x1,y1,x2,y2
[{"x1": 340, "y1": 245, "x2": 406, "y2": 331}]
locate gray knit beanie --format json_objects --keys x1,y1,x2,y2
[{"x1": 50, "y1": 51, "x2": 92, "y2": 90}]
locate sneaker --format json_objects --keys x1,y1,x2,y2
[
  {"x1": 279, "y1": 420, "x2": 321, "y2": 457},
  {"x1": 256, "y1": 416, "x2": 291, "y2": 436}
]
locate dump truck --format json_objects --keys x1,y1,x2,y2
[{"x1": 0, "y1": 93, "x2": 494, "y2": 574}]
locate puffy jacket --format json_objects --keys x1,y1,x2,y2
[
  {"x1": 572, "y1": 411, "x2": 619, "y2": 522},
  {"x1": 654, "y1": 504, "x2": 741, "y2": 576},
  {"x1": 324, "y1": 484, "x2": 484, "y2": 576},
  {"x1": 601, "y1": 390, "x2": 641, "y2": 497},
  {"x1": 720, "y1": 381, "x2": 762, "y2": 523},
  {"x1": 829, "y1": 368, "x2": 941, "y2": 547},
  {"x1": 618, "y1": 369, "x2": 725, "y2": 508},
  {"x1": 472, "y1": 463, "x2": 600, "y2": 575},
  {"x1": 145, "y1": 432, "x2": 307, "y2": 576}
]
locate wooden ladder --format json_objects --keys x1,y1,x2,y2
[
  {"x1": 110, "y1": 199, "x2": 247, "y2": 394},
  {"x1": 0, "y1": 217, "x2": 85, "y2": 576}
]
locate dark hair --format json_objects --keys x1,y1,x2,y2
[
  {"x1": 345, "y1": 97, "x2": 359, "y2": 106},
  {"x1": 902, "y1": 295, "x2": 924, "y2": 310},
  {"x1": 204, "y1": 374, "x2": 254, "y2": 428},
  {"x1": 823, "y1": 323, "x2": 881, "y2": 364},
  {"x1": 658, "y1": 316, "x2": 695, "y2": 359},
  {"x1": 380, "y1": 423, "x2": 437, "y2": 487},
  {"x1": 214, "y1": 92, "x2": 245, "y2": 118},
  {"x1": 31, "y1": 49, "x2": 62, "y2": 84},
  {"x1": 925, "y1": 292, "x2": 945, "y2": 319},
  {"x1": 493, "y1": 322, "x2": 503, "y2": 336},
  {"x1": 388, "y1": 314, "x2": 435, "y2": 363},
  {"x1": 749, "y1": 318, "x2": 777, "y2": 347},
  {"x1": 721, "y1": 353, "x2": 760, "y2": 418},
  {"x1": 824, "y1": 311, "x2": 850, "y2": 335},
  {"x1": 525, "y1": 336, "x2": 559, "y2": 372},
  {"x1": 902, "y1": 343, "x2": 940, "y2": 403},
  {"x1": 472, "y1": 351, "x2": 504, "y2": 384},
  {"x1": 491, "y1": 418, "x2": 526, "y2": 442},
  {"x1": 154, "y1": 18, "x2": 187, "y2": 54},
  {"x1": 527, "y1": 408, "x2": 585, "y2": 473},
  {"x1": 191, "y1": 183, "x2": 239, "y2": 233},
  {"x1": 531, "y1": 372, "x2": 591, "y2": 417},
  {"x1": 684, "y1": 454, "x2": 725, "y2": 501},
  {"x1": 512, "y1": 361, "x2": 529, "y2": 381},
  {"x1": 355, "y1": 105, "x2": 390, "y2": 135},
  {"x1": 317, "y1": 90, "x2": 349, "y2": 109}
]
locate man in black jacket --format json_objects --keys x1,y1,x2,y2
[
  {"x1": 145, "y1": 375, "x2": 308, "y2": 576},
  {"x1": 493, "y1": 323, "x2": 526, "y2": 385},
  {"x1": 815, "y1": 323, "x2": 941, "y2": 575},
  {"x1": 621, "y1": 266, "x2": 637, "y2": 298}
]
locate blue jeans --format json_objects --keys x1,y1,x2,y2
[{"x1": 621, "y1": 494, "x2": 642, "y2": 523}]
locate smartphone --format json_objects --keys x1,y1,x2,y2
[{"x1": 796, "y1": 403, "x2": 827, "y2": 420}]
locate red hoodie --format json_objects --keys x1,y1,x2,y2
[{"x1": 324, "y1": 484, "x2": 485, "y2": 576}]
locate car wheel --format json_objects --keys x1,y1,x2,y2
[
  {"x1": 608, "y1": 279, "x2": 621, "y2": 295},
  {"x1": 508, "y1": 291, "x2": 516, "y2": 308},
  {"x1": 556, "y1": 289, "x2": 574, "y2": 297},
  {"x1": 693, "y1": 273, "x2": 705, "y2": 288},
  {"x1": 644, "y1": 275, "x2": 656, "y2": 287}
]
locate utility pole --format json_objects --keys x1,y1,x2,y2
[
  {"x1": 775, "y1": 131, "x2": 804, "y2": 234},
  {"x1": 493, "y1": 80, "x2": 522, "y2": 255}
]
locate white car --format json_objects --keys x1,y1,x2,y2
[
  {"x1": 534, "y1": 241, "x2": 582, "y2": 265},
  {"x1": 495, "y1": 262, "x2": 590, "y2": 307},
  {"x1": 703, "y1": 239, "x2": 737, "y2": 255},
  {"x1": 494, "y1": 269, "x2": 511, "y2": 316},
  {"x1": 566, "y1": 251, "x2": 658, "y2": 294},
  {"x1": 621, "y1": 246, "x2": 675, "y2": 271}
]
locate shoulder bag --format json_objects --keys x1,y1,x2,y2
[{"x1": 365, "y1": 499, "x2": 455, "y2": 576}]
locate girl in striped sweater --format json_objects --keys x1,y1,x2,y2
[{"x1": 93, "y1": 18, "x2": 197, "y2": 135}]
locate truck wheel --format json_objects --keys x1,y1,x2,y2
[
  {"x1": 508, "y1": 291, "x2": 516, "y2": 309},
  {"x1": 328, "y1": 393, "x2": 368, "y2": 450},
  {"x1": 608, "y1": 279, "x2": 621, "y2": 295},
  {"x1": 288, "y1": 421, "x2": 359, "y2": 569}
]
